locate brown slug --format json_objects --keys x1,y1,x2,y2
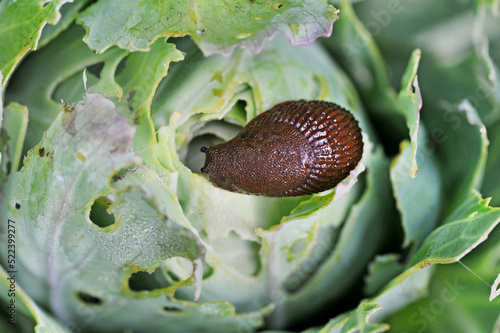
[{"x1": 200, "y1": 100, "x2": 363, "y2": 197}]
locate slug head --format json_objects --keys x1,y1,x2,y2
[{"x1": 200, "y1": 122, "x2": 314, "y2": 196}]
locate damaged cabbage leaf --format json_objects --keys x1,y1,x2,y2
[
  {"x1": 390, "y1": 125, "x2": 442, "y2": 248},
  {"x1": 150, "y1": 37, "x2": 384, "y2": 327},
  {"x1": 0, "y1": 0, "x2": 73, "y2": 86},
  {"x1": 321, "y1": 191, "x2": 500, "y2": 333},
  {"x1": 2, "y1": 28, "x2": 382, "y2": 331},
  {"x1": 387, "y1": 214, "x2": 500, "y2": 332},
  {"x1": 5, "y1": 25, "x2": 184, "y2": 164},
  {"x1": 0, "y1": 92, "x2": 272, "y2": 332},
  {"x1": 78, "y1": 0, "x2": 338, "y2": 56},
  {"x1": 4, "y1": 25, "x2": 129, "y2": 153},
  {"x1": 2, "y1": 0, "x2": 500, "y2": 332},
  {"x1": 2, "y1": 92, "x2": 140, "y2": 303}
]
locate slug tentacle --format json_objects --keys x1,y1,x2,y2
[{"x1": 201, "y1": 100, "x2": 363, "y2": 197}]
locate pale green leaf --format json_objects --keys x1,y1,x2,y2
[
  {"x1": 364, "y1": 254, "x2": 404, "y2": 296},
  {"x1": 322, "y1": 302, "x2": 389, "y2": 333},
  {"x1": 0, "y1": 0, "x2": 73, "y2": 86},
  {"x1": 113, "y1": 38, "x2": 184, "y2": 165},
  {"x1": 268, "y1": 147, "x2": 395, "y2": 328},
  {"x1": 0, "y1": 92, "x2": 270, "y2": 332},
  {"x1": 387, "y1": 227, "x2": 500, "y2": 332},
  {"x1": 1, "y1": 103, "x2": 28, "y2": 174},
  {"x1": 78, "y1": 0, "x2": 338, "y2": 56},
  {"x1": 428, "y1": 101, "x2": 489, "y2": 215},
  {"x1": 318, "y1": 190, "x2": 500, "y2": 332},
  {"x1": 38, "y1": 0, "x2": 92, "y2": 48},
  {"x1": 325, "y1": 0, "x2": 422, "y2": 177},
  {"x1": 390, "y1": 125, "x2": 442, "y2": 247},
  {"x1": 0, "y1": 266, "x2": 72, "y2": 332},
  {"x1": 408, "y1": 191, "x2": 500, "y2": 266},
  {"x1": 5, "y1": 25, "x2": 128, "y2": 153}
]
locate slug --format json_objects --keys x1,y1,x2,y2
[{"x1": 200, "y1": 100, "x2": 363, "y2": 197}]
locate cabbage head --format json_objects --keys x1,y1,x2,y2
[{"x1": 0, "y1": 0, "x2": 499, "y2": 332}]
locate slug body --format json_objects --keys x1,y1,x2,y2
[{"x1": 201, "y1": 100, "x2": 363, "y2": 197}]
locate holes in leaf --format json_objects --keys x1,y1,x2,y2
[
  {"x1": 274, "y1": 2, "x2": 284, "y2": 9},
  {"x1": 76, "y1": 292, "x2": 103, "y2": 306},
  {"x1": 162, "y1": 305, "x2": 182, "y2": 312},
  {"x1": 111, "y1": 165, "x2": 137, "y2": 183},
  {"x1": 89, "y1": 197, "x2": 115, "y2": 228},
  {"x1": 128, "y1": 269, "x2": 170, "y2": 292},
  {"x1": 14, "y1": 201, "x2": 21, "y2": 210}
]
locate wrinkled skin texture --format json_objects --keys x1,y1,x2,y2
[{"x1": 201, "y1": 100, "x2": 363, "y2": 196}]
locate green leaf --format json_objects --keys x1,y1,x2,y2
[
  {"x1": 326, "y1": 0, "x2": 393, "y2": 101},
  {"x1": 0, "y1": 71, "x2": 3, "y2": 182},
  {"x1": 5, "y1": 25, "x2": 129, "y2": 154},
  {"x1": 280, "y1": 162, "x2": 365, "y2": 225},
  {"x1": 1, "y1": 103, "x2": 28, "y2": 175},
  {"x1": 428, "y1": 101, "x2": 489, "y2": 215},
  {"x1": 152, "y1": 35, "x2": 375, "y2": 243},
  {"x1": 0, "y1": 266, "x2": 72, "y2": 332},
  {"x1": 254, "y1": 162, "x2": 365, "y2": 326},
  {"x1": 320, "y1": 190, "x2": 500, "y2": 332},
  {"x1": 78, "y1": 0, "x2": 338, "y2": 56},
  {"x1": 113, "y1": 38, "x2": 184, "y2": 165},
  {"x1": 2, "y1": 92, "x2": 138, "y2": 316},
  {"x1": 5, "y1": 24, "x2": 185, "y2": 169},
  {"x1": 152, "y1": 35, "x2": 375, "y2": 144},
  {"x1": 267, "y1": 146, "x2": 395, "y2": 328},
  {"x1": 364, "y1": 254, "x2": 404, "y2": 296},
  {"x1": 325, "y1": 0, "x2": 422, "y2": 176},
  {"x1": 491, "y1": 273, "x2": 500, "y2": 301},
  {"x1": 409, "y1": 191, "x2": 500, "y2": 266},
  {"x1": 483, "y1": 119, "x2": 500, "y2": 206},
  {"x1": 390, "y1": 125, "x2": 443, "y2": 247},
  {"x1": 38, "y1": 0, "x2": 92, "y2": 48},
  {"x1": 150, "y1": 36, "x2": 381, "y2": 328},
  {"x1": 0, "y1": 0, "x2": 73, "y2": 86},
  {"x1": 0, "y1": 91, "x2": 274, "y2": 332},
  {"x1": 386, "y1": 226, "x2": 500, "y2": 332},
  {"x1": 358, "y1": 265, "x2": 435, "y2": 332},
  {"x1": 397, "y1": 49, "x2": 422, "y2": 178},
  {"x1": 321, "y1": 302, "x2": 390, "y2": 333}
]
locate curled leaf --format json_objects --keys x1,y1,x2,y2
[{"x1": 78, "y1": 0, "x2": 338, "y2": 56}]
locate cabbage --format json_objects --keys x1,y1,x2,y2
[{"x1": 0, "y1": 0, "x2": 499, "y2": 332}]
